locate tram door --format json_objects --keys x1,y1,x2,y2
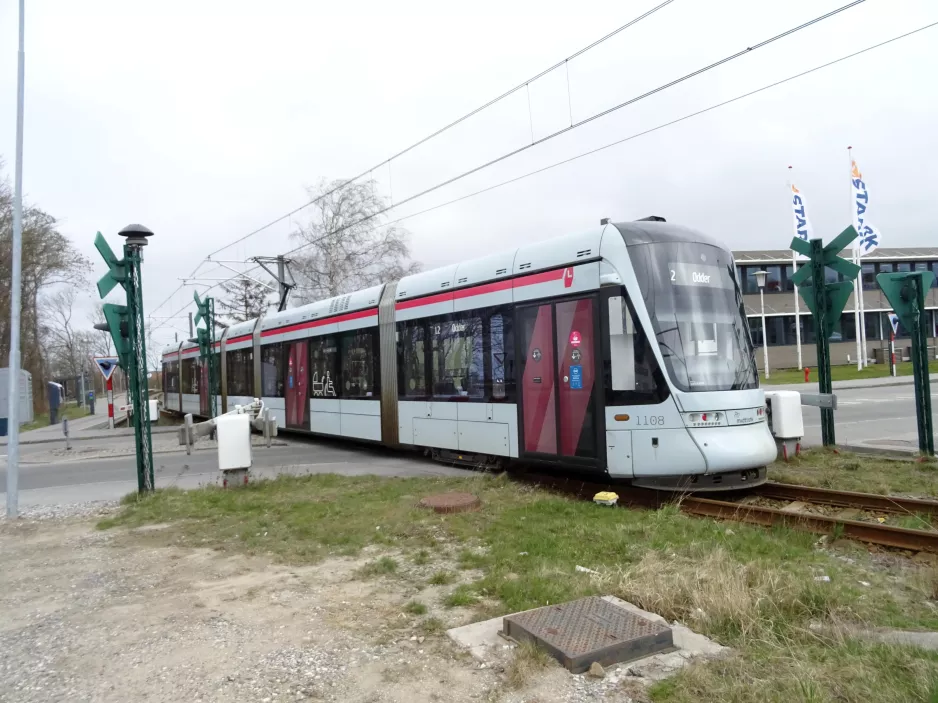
[
  {"x1": 285, "y1": 340, "x2": 309, "y2": 430},
  {"x1": 199, "y1": 360, "x2": 209, "y2": 416},
  {"x1": 517, "y1": 296, "x2": 600, "y2": 462}
]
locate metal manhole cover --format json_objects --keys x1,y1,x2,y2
[
  {"x1": 418, "y1": 492, "x2": 481, "y2": 514},
  {"x1": 503, "y1": 596, "x2": 673, "y2": 673}
]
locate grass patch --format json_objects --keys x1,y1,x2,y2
[
  {"x1": 412, "y1": 549, "x2": 431, "y2": 565},
  {"x1": 443, "y1": 584, "x2": 478, "y2": 608},
  {"x1": 403, "y1": 600, "x2": 427, "y2": 615},
  {"x1": 101, "y1": 472, "x2": 938, "y2": 701},
  {"x1": 769, "y1": 447, "x2": 938, "y2": 497},
  {"x1": 457, "y1": 549, "x2": 488, "y2": 570},
  {"x1": 355, "y1": 556, "x2": 398, "y2": 579},
  {"x1": 760, "y1": 359, "x2": 937, "y2": 385},
  {"x1": 428, "y1": 570, "x2": 454, "y2": 586},
  {"x1": 20, "y1": 403, "x2": 89, "y2": 432},
  {"x1": 505, "y1": 641, "x2": 555, "y2": 689},
  {"x1": 419, "y1": 617, "x2": 446, "y2": 636}
]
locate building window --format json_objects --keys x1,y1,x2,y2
[
  {"x1": 748, "y1": 317, "x2": 763, "y2": 346},
  {"x1": 861, "y1": 263, "x2": 875, "y2": 290},
  {"x1": 863, "y1": 312, "x2": 881, "y2": 341},
  {"x1": 897, "y1": 262, "x2": 912, "y2": 273},
  {"x1": 430, "y1": 315, "x2": 485, "y2": 399},
  {"x1": 261, "y1": 343, "x2": 284, "y2": 397},
  {"x1": 341, "y1": 329, "x2": 379, "y2": 398},
  {"x1": 932, "y1": 262, "x2": 938, "y2": 288},
  {"x1": 765, "y1": 317, "x2": 785, "y2": 346},
  {"x1": 309, "y1": 336, "x2": 339, "y2": 398},
  {"x1": 878, "y1": 262, "x2": 894, "y2": 275},
  {"x1": 764, "y1": 266, "x2": 783, "y2": 293}
]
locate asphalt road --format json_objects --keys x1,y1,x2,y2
[
  {"x1": 0, "y1": 436, "x2": 469, "y2": 507},
  {"x1": 798, "y1": 383, "x2": 938, "y2": 449}
]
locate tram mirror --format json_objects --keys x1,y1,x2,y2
[{"x1": 608, "y1": 296, "x2": 636, "y2": 391}]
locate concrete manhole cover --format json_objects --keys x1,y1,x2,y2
[{"x1": 418, "y1": 492, "x2": 481, "y2": 514}]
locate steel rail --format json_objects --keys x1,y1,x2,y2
[
  {"x1": 749, "y1": 482, "x2": 938, "y2": 518},
  {"x1": 514, "y1": 474, "x2": 938, "y2": 554}
]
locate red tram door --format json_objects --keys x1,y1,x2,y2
[
  {"x1": 285, "y1": 340, "x2": 309, "y2": 430},
  {"x1": 199, "y1": 360, "x2": 209, "y2": 417},
  {"x1": 518, "y1": 297, "x2": 599, "y2": 462}
]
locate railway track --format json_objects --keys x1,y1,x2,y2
[{"x1": 515, "y1": 474, "x2": 938, "y2": 554}]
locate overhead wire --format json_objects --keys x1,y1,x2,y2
[
  {"x1": 195, "y1": 0, "x2": 676, "y2": 262},
  {"x1": 148, "y1": 1, "x2": 676, "y2": 318},
  {"x1": 151, "y1": 1, "x2": 888, "y2": 340}
]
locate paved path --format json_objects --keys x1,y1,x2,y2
[
  {"x1": 0, "y1": 393, "x2": 128, "y2": 445},
  {"x1": 763, "y1": 373, "x2": 938, "y2": 393}
]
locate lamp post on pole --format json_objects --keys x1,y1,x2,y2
[{"x1": 755, "y1": 270, "x2": 769, "y2": 381}]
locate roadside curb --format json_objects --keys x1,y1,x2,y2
[
  {"x1": 2, "y1": 426, "x2": 180, "y2": 446},
  {"x1": 763, "y1": 373, "x2": 937, "y2": 393},
  {"x1": 838, "y1": 443, "x2": 921, "y2": 459}
]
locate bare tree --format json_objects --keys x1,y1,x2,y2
[
  {"x1": 1, "y1": 159, "x2": 90, "y2": 410},
  {"x1": 89, "y1": 303, "x2": 114, "y2": 357},
  {"x1": 41, "y1": 288, "x2": 84, "y2": 378},
  {"x1": 217, "y1": 277, "x2": 272, "y2": 322},
  {"x1": 290, "y1": 178, "x2": 420, "y2": 303}
]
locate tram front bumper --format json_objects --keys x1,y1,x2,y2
[{"x1": 688, "y1": 421, "x2": 777, "y2": 472}]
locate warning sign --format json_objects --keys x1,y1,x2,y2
[{"x1": 93, "y1": 356, "x2": 119, "y2": 381}]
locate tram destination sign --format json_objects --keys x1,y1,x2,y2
[{"x1": 668, "y1": 262, "x2": 731, "y2": 289}]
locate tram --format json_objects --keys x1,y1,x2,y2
[{"x1": 161, "y1": 217, "x2": 776, "y2": 490}]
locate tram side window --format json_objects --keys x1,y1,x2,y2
[
  {"x1": 181, "y1": 358, "x2": 199, "y2": 394},
  {"x1": 431, "y1": 315, "x2": 484, "y2": 399},
  {"x1": 341, "y1": 330, "x2": 379, "y2": 398},
  {"x1": 309, "y1": 336, "x2": 339, "y2": 398},
  {"x1": 226, "y1": 349, "x2": 254, "y2": 397},
  {"x1": 164, "y1": 360, "x2": 179, "y2": 393},
  {"x1": 489, "y1": 312, "x2": 514, "y2": 401},
  {"x1": 604, "y1": 295, "x2": 667, "y2": 405},
  {"x1": 261, "y1": 343, "x2": 285, "y2": 397},
  {"x1": 398, "y1": 321, "x2": 427, "y2": 398}
]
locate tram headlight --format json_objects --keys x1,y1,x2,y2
[{"x1": 681, "y1": 411, "x2": 728, "y2": 428}]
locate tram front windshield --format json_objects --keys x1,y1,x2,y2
[{"x1": 629, "y1": 241, "x2": 757, "y2": 393}]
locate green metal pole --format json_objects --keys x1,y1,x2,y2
[
  {"x1": 809, "y1": 239, "x2": 835, "y2": 446},
  {"x1": 124, "y1": 244, "x2": 154, "y2": 492},
  {"x1": 209, "y1": 296, "x2": 218, "y2": 418},
  {"x1": 908, "y1": 276, "x2": 934, "y2": 455}
]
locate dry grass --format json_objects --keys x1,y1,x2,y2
[
  {"x1": 505, "y1": 641, "x2": 556, "y2": 690},
  {"x1": 603, "y1": 549, "x2": 860, "y2": 644}
]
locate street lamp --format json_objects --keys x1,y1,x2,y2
[{"x1": 754, "y1": 269, "x2": 769, "y2": 381}]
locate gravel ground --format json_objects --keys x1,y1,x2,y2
[{"x1": 0, "y1": 511, "x2": 639, "y2": 703}]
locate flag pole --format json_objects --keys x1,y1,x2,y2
[
  {"x1": 788, "y1": 166, "x2": 803, "y2": 370},
  {"x1": 848, "y1": 146, "x2": 862, "y2": 372},
  {"x1": 852, "y1": 147, "x2": 869, "y2": 368}
]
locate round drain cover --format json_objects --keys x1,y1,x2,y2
[{"x1": 418, "y1": 492, "x2": 481, "y2": 514}]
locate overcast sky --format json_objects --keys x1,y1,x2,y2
[{"x1": 1, "y1": 0, "x2": 936, "y2": 349}]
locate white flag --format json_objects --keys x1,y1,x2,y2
[
  {"x1": 790, "y1": 183, "x2": 813, "y2": 248},
  {"x1": 851, "y1": 159, "x2": 882, "y2": 255}
]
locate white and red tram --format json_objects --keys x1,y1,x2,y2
[{"x1": 161, "y1": 218, "x2": 776, "y2": 489}]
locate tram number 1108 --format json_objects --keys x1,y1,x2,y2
[{"x1": 635, "y1": 415, "x2": 666, "y2": 426}]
